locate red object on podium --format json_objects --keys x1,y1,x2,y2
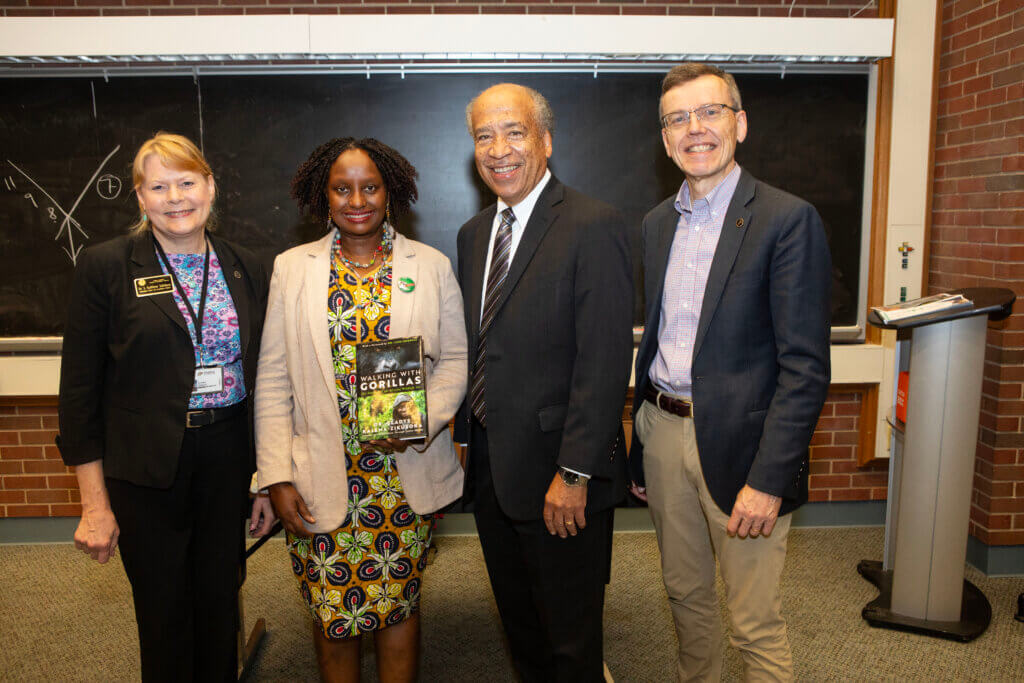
[{"x1": 895, "y1": 371, "x2": 909, "y2": 424}]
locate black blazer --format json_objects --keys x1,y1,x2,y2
[
  {"x1": 630, "y1": 171, "x2": 832, "y2": 516},
  {"x1": 456, "y1": 176, "x2": 633, "y2": 521},
  {"x1": 58, "y1": 231, "x2": 269, "y2": 488}
]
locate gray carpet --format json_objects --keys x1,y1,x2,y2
[{"x1": 1, "y1": 528, "x2": 1022, "y2": 681}]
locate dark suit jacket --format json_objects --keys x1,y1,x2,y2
[
  {"x1": 58, "y1": 231, "x2": 269, "y2": 488},
  {"x1": 456, "y1": 176, "x2": 633, "y2": 521},
  {"x1": 630, "y1": 170, "x2": 831, "y2": 516}
]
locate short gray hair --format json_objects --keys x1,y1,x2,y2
[
  {"x1": 465, "y1": 83, "x2": 556, "y2": 137},
  {"x1": 659, "y1": 63, "x2": 743, "y2": 119}
]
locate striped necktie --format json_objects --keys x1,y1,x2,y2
[{"x1": 470, "y1": 207, "x2": 515, "y2": 426}]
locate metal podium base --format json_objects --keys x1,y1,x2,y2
[{"x1": 857, "y1": 560, "x2": 991, "y2": 642}]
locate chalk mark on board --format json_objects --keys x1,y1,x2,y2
[
  {"x1": 7, "y1": 145, "x2": 121, "y2": 264},
  {"x1": 96, "y1": 173, "x2": 121, "y2": 200}
]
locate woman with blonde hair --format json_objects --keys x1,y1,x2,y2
[{"x1": 58, "y1": 132, "x2": 275, "y2": 682}]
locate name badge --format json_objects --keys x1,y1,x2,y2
[
  {"x1": 134, "y1": 274, "x2": 174, "y2": 297},
  {"x1": 193, "y1": 366, "x2": 224, "y2": 395}
]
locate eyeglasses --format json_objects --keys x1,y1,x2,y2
[{"x1": 661, "y1": 103, "x2": 739, "y2": 130}]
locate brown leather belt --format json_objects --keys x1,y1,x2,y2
[
  {"x1": 185, "y1": 401, "x2": 246, "y2": 429},
  {"x1": 644, "y1": 386, "x2": 693, "y2": 418}
]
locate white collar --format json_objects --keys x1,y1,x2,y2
[{"x1": 496, "y1": 168, "x2": 552, "y2": 228}]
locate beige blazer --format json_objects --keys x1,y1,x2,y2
[{"x1": 255, "y1": 230, "x2": 467, "y2": 532}]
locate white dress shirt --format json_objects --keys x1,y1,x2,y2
[{"x1": 478, "y1": 169, "x2": 552, "y2": 322}]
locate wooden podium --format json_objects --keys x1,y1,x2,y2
[
  {"x1": 858, "y1": 287, "x2": 1015, "y2": 642},
  {"x1": 238, "y1": 520, "x2": 282, "y2": 680}
]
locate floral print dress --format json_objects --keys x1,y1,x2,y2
[{"x1": 286, "y1": 229, "x2": 432, "y2": 639}]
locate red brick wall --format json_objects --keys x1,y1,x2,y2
[
  {"x1": 0, "y1": 400, "x2": 82, "y2": 518},
  {"x1": 809, "y1": 390, "x2": 888, "y2": 503},
  {"x1": 0, "y1": 0, "x2": 879, "y2": 18},
  {"x1": 931, "y1": 0, "x2": 1023, "y2": 546},
  {"x1": 3, "y1": 395, "x2": 868, "y2": 518}
]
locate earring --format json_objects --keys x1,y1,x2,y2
[
  {"x1": 141, "y1": 211, "x2": 147, "y2": 223},
  {"x1": 385, "y1": 202, "x2": 394, "y2": 228}
]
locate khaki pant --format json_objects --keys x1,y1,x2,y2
[{"x1": 635, "y1": 400, "x2": 793, "y2": 683}]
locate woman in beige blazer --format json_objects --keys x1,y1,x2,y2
[{"x1": 255, "y1": 138, "x2": 466, "y2": 682}]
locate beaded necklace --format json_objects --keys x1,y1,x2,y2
[
  {"x1": 334, "y1": 221, "x2": 395, "y2": 270},
  {"x1": 333, "y1": 223, "x2": 395, "y2": 344}
]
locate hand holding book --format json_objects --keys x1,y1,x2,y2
[{"x1": 365, "y1": 438, "x2": 410, "y2": 453}]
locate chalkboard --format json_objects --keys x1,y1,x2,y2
[{"x1": 0, "y1": 71, "x2": 867, "y2": 338}]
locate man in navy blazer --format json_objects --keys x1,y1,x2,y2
[
  {"x1": 630, "y1": 64, "x2": 831, "y2": 681},
  {"x1": 456, "y1": 83, "x2": 632, "y2": 682}
]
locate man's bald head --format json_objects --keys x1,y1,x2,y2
[{"x1": 465, "y1": 83, "x2": 555, "y2": 137}]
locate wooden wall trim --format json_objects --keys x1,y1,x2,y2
[
  {"x1": 0, "y1": 396, "x2": 57, "y2": 407},
  {"x1": 919, "y1": 0, "x2": 942, "y2": 295},
  {"x1": 832, "y1": 382, "x2": 880, "y2": 466},
  {"x1": 856, "y1": 385, "x2": 880, "y2": 466},
  {"x1": 866, "y1": 0, "x2": 896, "y2": 345}
]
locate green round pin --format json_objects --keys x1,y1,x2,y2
[{"x1": 398, "y1": 277, "x2": 415, "y2": 293}]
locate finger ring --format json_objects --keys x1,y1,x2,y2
[{"x1": 565, "y1": 521, "x2": 575, "y2": 526}]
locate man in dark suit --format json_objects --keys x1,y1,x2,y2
[
  {"x1": 456, "y1": 83, "x2": 632, "y2": 682},
  {"x1": 630, "y1": 64, "x2": 831, "y2": 681}
]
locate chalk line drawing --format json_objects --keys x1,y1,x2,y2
[
  {"x1": 7, "y1": 145, "x2": 121, "y2": 264},
  {"x1": 3, "y1": 176, "x2": 14, "y2": 191},
  {"x1": 96, "y1": 173, "x2": 121, "y2": 200}
]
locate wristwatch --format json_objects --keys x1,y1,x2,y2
[{"x1": 559, "y1": 467, "x2": 588, "y2": 488}]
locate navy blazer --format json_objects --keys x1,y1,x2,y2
[
  {"x1": 456, "y1": 176, "x2": 633, "y2": 521},
  {"x1": 630, "y1": 170, "x2": 831, "y2": 516},
  {"x1": 58, "y1": 231, "x2": 269, "y2": 488}
]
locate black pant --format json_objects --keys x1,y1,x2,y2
[
  {"x1": 106, "y1": 410, "x2": 249, "y2": 683},
  {"x1": 471, "y1": 420, "x2": 613, "y2": 683}
]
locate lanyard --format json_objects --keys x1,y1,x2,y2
[{"x1": 153, "y1": 235, "x2": 212, "y2": 359}]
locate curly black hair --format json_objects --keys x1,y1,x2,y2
[{"x1": 290, "y1": 137, "x2": 419, "y2": 224}]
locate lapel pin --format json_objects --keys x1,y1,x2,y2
[
  {"x1": 398, "y1": 277, "x2": 415, "y2": 293},
  {"x1": 736, "y1": 218, "x2": 745, "y2": 228},
  {"x1": 234, "y1": 270, "x2": 242, "y2": 279}
]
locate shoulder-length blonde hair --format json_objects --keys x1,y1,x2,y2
[{"x1": 130, "y1": 132, "x2": 217, "y2": 234}]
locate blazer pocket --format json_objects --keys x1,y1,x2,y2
[
  {"x1": 291, "y1": 441, "x2": 315, "y2": 507},
  {"x1": 633, "y1": 400, "x2": 650, "y2": 444},
  {"x1": 537, "y1": 403, "x2": 568, "y2": 433}
]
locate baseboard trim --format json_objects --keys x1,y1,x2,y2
[
  {"x1": 6, "y1": 503, "x2": 1018, "y2": 577},
  {"x1": 433, "y1": 501, "x2": 889, "y2": 537},
  {"x1": 0, "y1": 516, "x2": 79, "y2": 544},
  {"x1": 791, "y1": 501, "x2": 887, "y2": 528},
  {"x1": 0, "y1": 502, "x2": 887, "y2": 545},
  {"x1": 966, "y1": 536, "x2": 1024, "y2": 577}
]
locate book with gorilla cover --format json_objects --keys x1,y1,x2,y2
[{"x1": 355, "y1": 336, "x2": 427, "y2": 442}]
